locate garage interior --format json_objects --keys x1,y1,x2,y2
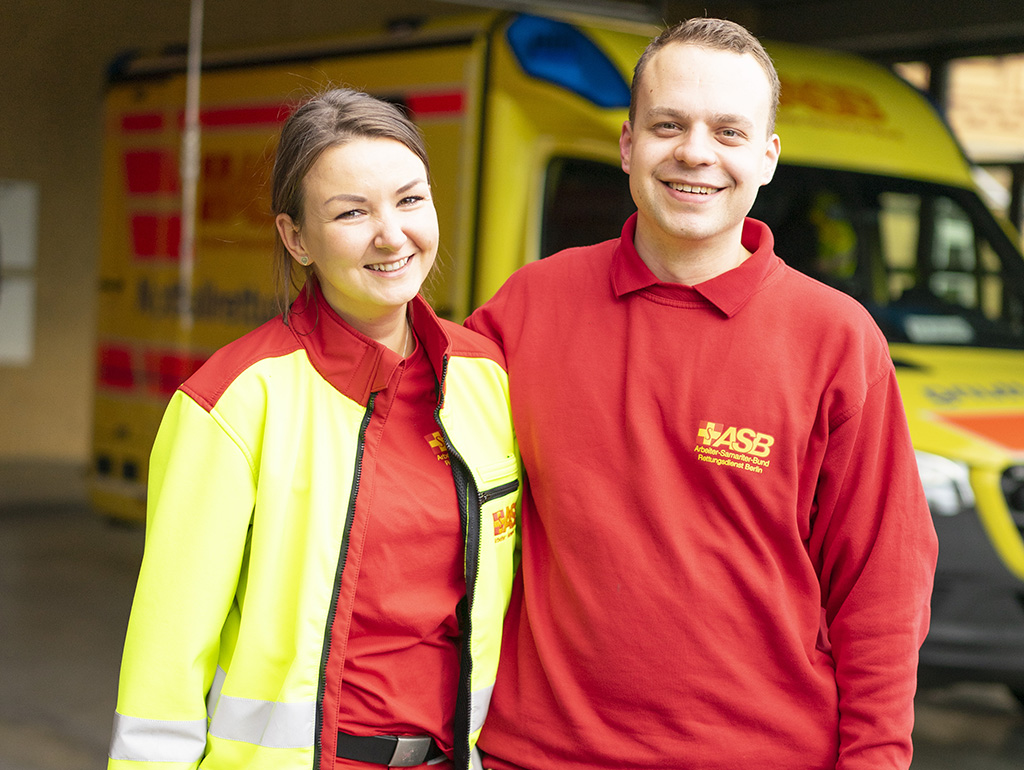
[{"x1": 1, "y1": 2, "x2": 1023, "y2": 768}]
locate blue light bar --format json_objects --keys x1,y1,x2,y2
[{"x1": 506, "y1": 15, "x2": 631, "y2": 109}]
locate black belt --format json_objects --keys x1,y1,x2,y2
[{"x1": 336, "y1": 731, "x2": 445, "y2": 766}]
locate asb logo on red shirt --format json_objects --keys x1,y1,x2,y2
[
  {"x1": 695, "y1": 420, "x2": 775, "y2": 475},
  {"x1": 425, "y1": 431, "x2": 451, "y2": 466}
]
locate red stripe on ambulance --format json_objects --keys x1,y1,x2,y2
[
  {"x1": 122, "y1": 113, "x2": 165, "y2": 132},
  {"x1": 194, "y1": 103, "x2": 295, "y2": 128},
  {"x1": 406, "y1": 91, "x2": 464, "y2": 117},
  {"x1": 124, "y1": 151, "x2": 179, "y2": 194},
  {"x1": 130, "y1": 214, "x2": 181, "y2": 260},
  {"x1": 98, "y1": 344, "x2": 207, "y2": 395}
]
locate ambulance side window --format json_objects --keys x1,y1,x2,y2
[
  {"x1": 751, "y1": 164, "x2": 1024, "y2": 349},
  {"x1": 879, "y1": 193, "x2": 1007, "y2": 321},
  {"x1": 541, "y1": 157, "x2": 635, "y2": 258}
]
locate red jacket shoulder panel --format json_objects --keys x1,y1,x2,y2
[{"x1": 180, "y1": 317, "x2": 301, "y2": 413}]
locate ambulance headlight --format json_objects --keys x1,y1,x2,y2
[{"x1": 916, "y1": 450, "x2": 975, "y2": 517}]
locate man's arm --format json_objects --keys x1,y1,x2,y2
[
  {"x1": 811, "y1": 368, "x2": 938, "y2": 770},
  {"x1": 465, "y1": 293, "x2": 508, "y2": 350}
]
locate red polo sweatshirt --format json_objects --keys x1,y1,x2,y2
[{"x1": 466, "y1": 216, "x2": 937, "y2": 770}]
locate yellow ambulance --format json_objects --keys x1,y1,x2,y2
[{"x1": 90, "y1": 12, "x2": 1024, "y2": 698}]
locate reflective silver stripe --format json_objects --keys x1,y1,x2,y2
[
  {"x1": 469, "y1": 684, "x2": 493, "y2": 735},
  {"x1": 206, "y1": 666, "x2": 226, "y2": 717},
  {"x1": 470, "y1": 746, "x2": 485, "y2": 770},
  {"x1": 109, "y1": 711, "x2": 207, "y2": 762},
  {"x1": 209, "y1": 693, "x2": 315, "y2": 749}
]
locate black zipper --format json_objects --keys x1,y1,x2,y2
[
  {"x1": 479, "y1": 478, "x2": 519, "y2": 503},
  {"x1": 313, "y1": 393, "x2": 376, "y2": 769},
  {"x1": 434, "y1": 355, "x2": 481, "y2": 770}
]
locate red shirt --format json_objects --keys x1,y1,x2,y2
[
  {"x1": 467, "y1": 216, "x2": 936, "y2": 770},
  {"x1": 328, "y1": 337, "x2": 462, "y2": 770}
]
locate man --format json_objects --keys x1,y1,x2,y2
[{"x1": 466, "y1": 17, "x2": 938, "y2": 770}]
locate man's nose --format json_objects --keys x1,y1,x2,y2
[{"x1": 673, "y1": 128, "x2": 716, "y2": 166}]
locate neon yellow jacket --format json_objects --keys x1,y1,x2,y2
[{"x1": 109, "y1": 288, "x2": 519, "y2": 770}]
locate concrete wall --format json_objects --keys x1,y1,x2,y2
[
  {"x1": 948, "y1": 55, "x2": 1024, "y2": 164},
  {"x1": 898, "y1": 55, "x2": 1024, "y2": 164}
]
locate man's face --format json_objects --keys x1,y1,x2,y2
[{"x1": 620, "y1": 43, "x2": 781, "y2": 261}]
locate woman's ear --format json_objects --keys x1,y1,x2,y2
[{"x1": 276, "y1": 213, "x2": 312, "y2": 265}]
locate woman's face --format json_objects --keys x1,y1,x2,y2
[{"x1": 277, "y1": 137, "x2": 437, "y2": 332}]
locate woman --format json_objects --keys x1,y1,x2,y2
[{"x1": 108, "y1": 88, "x2": 520, "y2": 770}]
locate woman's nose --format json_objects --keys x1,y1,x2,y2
[{"x1": 374, "y1": 213, "x2": 405, "y2": 251}]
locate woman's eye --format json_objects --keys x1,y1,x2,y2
[
  {"x1": 399, "y1": 195, "x2": 425, "y2": 206},
  {"x1": 335, "y1": 209, "x2": 362, "y2": 220}
]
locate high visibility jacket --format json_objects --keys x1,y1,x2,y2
[{"x1": 109, "y1": 288, "x2": 520, "y2": 770}]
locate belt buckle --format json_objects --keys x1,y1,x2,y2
[{"x1": 390, "y1": 735, "x2": 433, "y2": 766}]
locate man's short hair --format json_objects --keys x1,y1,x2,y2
[{"x1": 629, "y1": 17, "x2": 781, "y2": 135}]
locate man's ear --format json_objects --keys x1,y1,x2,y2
[
  {"x1": 760, "y1": 133, "x2": 781, "y2": 186},
  {"x1": 619, "y1": 120, "x2": 633, "y2": 175}
]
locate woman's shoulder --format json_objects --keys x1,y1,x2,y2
[{"x1": 181, "y1": 315, "x2": 300, "y2": 411}]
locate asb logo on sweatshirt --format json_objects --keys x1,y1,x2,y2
[{"x1": 695, "y1": 420, "x2": 775, "y2": 475}]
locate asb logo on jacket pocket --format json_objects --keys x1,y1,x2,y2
[{"x1": 492, "y1": 502, "x2": 517, "y2": 541}]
